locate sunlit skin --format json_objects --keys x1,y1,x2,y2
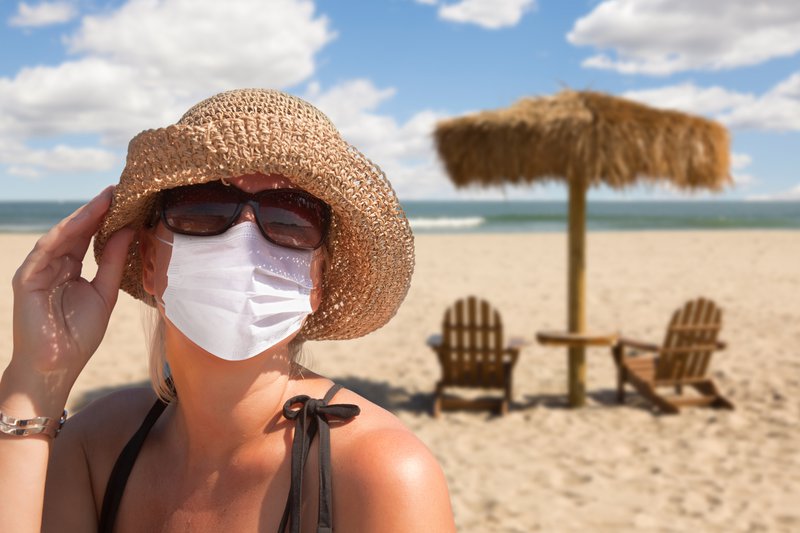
[{"x1": 0, "y1": 174, "x2": 456, "y2": 533}]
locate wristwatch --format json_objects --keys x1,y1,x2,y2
[{"x1": 0, "y1": 409, "x2": 68, "y2": 438}]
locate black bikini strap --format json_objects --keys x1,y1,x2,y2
[
  {"x1": 99, "y1": 398, "x2": 168, "y2": 533},
  {"x1": 278, "y1": 384, "x2": 360, "y2": 533}
]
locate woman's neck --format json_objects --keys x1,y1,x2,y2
[{"x1": 162, "y1": 329, "x2": 296, "y2": 464}]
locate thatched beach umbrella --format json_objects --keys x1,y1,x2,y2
[{"x1": 434, "y1": 90, "x2": 731, "y2": 407}]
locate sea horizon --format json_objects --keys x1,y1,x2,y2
[{"x1": 0, "y1": 199, "x2": 798, "y2": 234}]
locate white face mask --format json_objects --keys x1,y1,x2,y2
[{"x1": 156, "y1": 222, "x2": 315, "y2": 361}]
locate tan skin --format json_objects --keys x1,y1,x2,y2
[{"x1": 0, "y1": 174, "x2": 456, "y2": 532}]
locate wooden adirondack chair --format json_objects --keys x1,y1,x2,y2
[
  {"x1": 612, "y1": 297, "x2": 734, "y2": 414},
  {"x1": 428, "y1": 297, "x2": 523, "y2": 417}
]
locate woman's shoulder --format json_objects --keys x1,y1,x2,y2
[
  {"x1": 48, "y1": 386, "x2": 161, "y2": 517},
  {"x1": 68, "y1": 385, "x2": 160, "y2": 443},
  {"x1": 326, "y1": 383, "x2": 456, "y2": 531},
  {"x1": 64, "y1": 387, "x2": 161, "y2": 478},
  {"x1": 290, "y1": 375, "x2": 439, "y2": 474}
]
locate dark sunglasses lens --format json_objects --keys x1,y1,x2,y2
[
  {"x1": 163, "y1": 185, "x2": 239, "y2": 235},
  {"x1": 258, "y1": 191, "x2": 328, "y2": 249}
]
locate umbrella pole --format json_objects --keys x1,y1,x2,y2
[{"x1": 567, "y1": 177, "x2": 587, "y2": 407}]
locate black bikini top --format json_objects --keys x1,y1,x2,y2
[{"x1": 98, "y1": 384, "x2": 360, "y2": 533}]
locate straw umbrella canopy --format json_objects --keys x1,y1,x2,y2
[{"x1": 434, "y1": 90, "x2": 731, "y2": 407}]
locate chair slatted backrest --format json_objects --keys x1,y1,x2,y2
[
  {"x1": 656, "y1": 298, "x2": 722, "y2": 384},
  {"x1": 439, "y1": 297, "x2": 508, "y2": 388}
]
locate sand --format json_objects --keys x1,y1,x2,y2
[{"x1": 1, "y1": 230, "x2": 798, "y2": 532}]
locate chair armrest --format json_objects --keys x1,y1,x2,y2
[
  {"x1": 716, "y1": 340, "x2": 727, "y2": 350},
  {"x1": 427, "y1": 333, "x2": 442, "y2": 348},
  {"x1": 615, "y1": 336, "x2": 660, "y2": 353}
]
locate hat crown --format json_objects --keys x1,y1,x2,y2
[{"x1": 178, "y1": 88, "x2": 337, "y2": 132}]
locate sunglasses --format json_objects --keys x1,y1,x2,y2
[{"x1": 154, "y1": 181, "x2": 331, "y2": 250}]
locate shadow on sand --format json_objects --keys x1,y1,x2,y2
[
  {"x1": 330, "y1": 375, "x2": 434, "y2": 415},
  {"x1": 513, "y1": 388, "x2": 656, "y2": 414},
  {"x1": 336, "y1": 377, "x2": 659, "y2": 417}
]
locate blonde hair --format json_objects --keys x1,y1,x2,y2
[{"x1": 141, "y1": 303, "x2": 171, "y2": 401}]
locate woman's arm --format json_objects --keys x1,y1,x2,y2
[{"x1": 0, "y1": 187, "x2": 133, "y2": 532}]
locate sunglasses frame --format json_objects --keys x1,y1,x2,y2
[{"x1": 155, "y1": 182, "x2": 332, "y2": 250}]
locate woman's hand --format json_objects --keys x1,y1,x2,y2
[{"x1": 7, "y1": 186, "x2": 134, "y2": 408}]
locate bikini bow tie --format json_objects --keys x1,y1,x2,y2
[{"x1": 279, "y1": 387, "x2": 360, "y2": 533}]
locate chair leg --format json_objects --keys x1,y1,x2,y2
[
  {"x1": 613, "y1": 345, "x2": 626, "y2": 403},
  {"x1": 499, "y1": 399, "x2": 509, "y2": 416},
  {"x1": 692, "y1": 381, "x2": 734, "y2": 410},
  {"x1": 504, "y1": 370, "x2": 513, "y2": 415},
  {"x1": 433, "y1": 382, "x2": 443, "y2": 418},
  {"x1": 643, "y1": 388, "x2": 680, "y2": 415},
  {"x1": 433, "y1": 397, "x2": 442, "y2": 418},
  {"x1": 626, "y1": 375, "x2": 679, "y2": 414}
]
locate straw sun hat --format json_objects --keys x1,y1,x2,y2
[{"x1": 93, "y1": 88, "x2": 415, "y2": 340}]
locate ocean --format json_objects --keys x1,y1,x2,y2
[
  {"x1": 0, "y1": 200, "x2": 798, "y2": 234},
  {"x1": 406, "y1": 201, "x2": 800, "y2": 233}
]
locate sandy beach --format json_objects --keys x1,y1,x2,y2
[{"x1": 1, "y1": 230, "x2": 798, "y2": 532}]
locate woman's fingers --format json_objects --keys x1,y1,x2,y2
[
  {"x1": 42, "y1": 185, "x2": 114, "y2": 258},
  {"x1": 15, "y1": 187, "x2": 114, "y2": 290},
  {"x1": 91, "y1": 227, "x2": 135, "y2": 312}
]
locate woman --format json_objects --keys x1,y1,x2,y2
[{"x1": 0, "y1": 89, "x2": 456, "y2": 532}]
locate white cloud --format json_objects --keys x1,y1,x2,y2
[
  {"x1": 730, "y1": 152, "x2": 756, "y2": 187},
  {"x1": 65, "y1": 0, "x2": 333, "y2": 94},
  {"x1": 721, "y1": 72, "x2": 800, "y2": 131},
  {"x1": 0, "y1": 0, "x2": 333, "y2": 141},
  {"x1": 623, "y1": 83, "x2": 754, "y2": 116},
  {"x1": 731, "y1": 153, "x2": 752, "y2": 171},
  {"x1": 0, "y1": 0, "x2": 334, "y2": 176},
  {"x1": 747, "y1": 184, "x2": 800, "y2": 201},
  {"x1": 0, "y1": 139, "x2": 117, "y2": 178},
  {"x1": 0, "y1": 59, "x2": 181, "y2": 144},
  {"x1": 420, "y1": 0, "x2": 536, "y2": 30},
  {"x1": 622, "y1": 74, "x2": 800, "y2": 132},
  {"x1": 569, "y1": 0, "x2": 800, "y2": 75},
  {"x1": 7, "y1": 166, "x2": 42, "y2": 179},
  {"x1": 732, "y1": 173, "x2": 756, "y2": 187},
  {"x1": 304, "y1": 79, "x2": 454, "y2": 199},
  {"x1": 9, "y1": 1, "x2": 77, "y2": 28}
]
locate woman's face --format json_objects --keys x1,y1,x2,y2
[{"x1": 140, "y1": 173, "x2": 326, "y2": 313}]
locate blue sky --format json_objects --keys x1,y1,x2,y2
[{"x1": 0, "y1": 0, "x2": 798, "y2": 201}]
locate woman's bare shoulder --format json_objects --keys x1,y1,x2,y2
[
  {"x1": 63, "y1": 387, "x2": 160, "y2": 481},
  {"x1": 68, "y1": 386, "x2": 159, "y2": 443},
  {"x1": 329, "y1": 386, "x2": 456, "y2": 532},
  {"x1": 45, "y1": 386, "x2": 161, "y2": 526}
]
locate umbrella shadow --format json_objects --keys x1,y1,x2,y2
[
  {"x1": 514, "y1": 393, "x2": 573, "y2": 410},
  {"x1": 587, "y1": 387, "x2": 661, "y2": 414},
  {"x1": 514, "y1": 388, "x2": 659, "y2": 414},
  {"x1": 331, "y1": 375, "x2": 433, "y2": 415}
]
